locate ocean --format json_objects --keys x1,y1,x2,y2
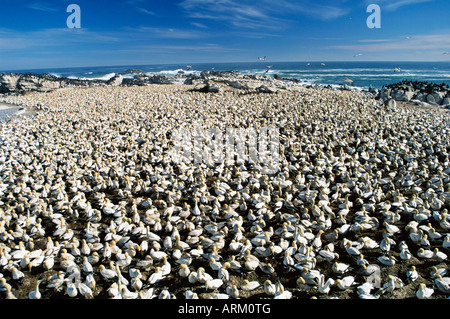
[{"x1": 4, "y1": 61, "x2": 450, "y2": 90}]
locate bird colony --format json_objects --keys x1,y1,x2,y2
[{"x1": 0, "y1": 84, "x2": 449, "y2": 299}]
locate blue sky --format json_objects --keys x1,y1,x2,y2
[{"x1": 0, "y1": 0, "x2": 449, "y2": 70}]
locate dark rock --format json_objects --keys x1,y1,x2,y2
[
  {"x1": 126, "y1": 69, "x2": 144, "y2": 74},
  {"x1": 273, "y1": 74, "x2": 283, "y2": 81},
  {"x1": 427, "y1": 94, "x2": 437, "y2": 105},
  {"x1": 189, "y1": 82, "x2": 221, "y2": 93},
  {"x1": 378, "y1": 80, "x2": 450, "y2": 106},
  {"x1": 0, "y1": 74, "x2": 21, "y2": 92},
  {"x1": 368, "y1": 85, "x2": 378, "y2": 95},
  {"x1": 385, "y1": 98, "x2": 397, "y2": 108},
  {"x1": 256, "y1": 85, "x2": 278, "y2": 94},
  {"x1": 379, "y1": 88, "x2": 391, "y2": 100},
  {"x1": 107, "y1": 74, "x2": 123, "y2": 87},
  {"x1": 148, "y1": 75, "x2": 175, "y2": 85},
  {"x1": 200, "y1": 70, "x2": 242, "y2": 79},
  {"x1": 341, "y1": 84, "x2": 351, "y2": 91}
]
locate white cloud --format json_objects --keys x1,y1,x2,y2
[
  {"x1": 364, "y1": 0, "x2": 433, "y2": 11},
  {"x1": 333, "y1": 33, "x2": 450, "y2": 53},
  {"x1": 0, "y1": 28, "x2": 121, "y2": 52},
  {"x1": 124, "y1": 26, "x2": 207, "y2": 39},
  {"x1": 114, "y1": 43, "x2": 242, "y2": 54},
  {"x1": 191, "y1": 22, "x2": 208, "y2": 29},
  {"x1": 28, "y1": 2, "x2": 58, "y2": 12},
  {"x1": 179, "y1": 0, "x2": 350, "y2": 31},
  {"x1": 138, "y1": 8, "x2": 156, "y2": 15}
]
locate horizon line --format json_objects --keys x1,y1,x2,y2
[{"x1": 2, "y1": 60, "x2": 450, "y2": 73}]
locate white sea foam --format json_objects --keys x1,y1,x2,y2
[
  {"x1": 148, "y1": 69, "x2": 199, "y2": 76},
  {"x1": 67, "y1": 72, "x2": 116, "y2": 81}
]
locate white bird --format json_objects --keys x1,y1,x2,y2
[
  {"x1": 66, "y1": 281, "x2": 78, "y2": 298},
  {"x1": 357, "y1": 282, "x2": 374, "y2": 297},
  {"x1": 400, "y1": 247, "x2": 412, "y2": 260},
  {"x1": 434, "y1": 275, "x2": 450, "y2": 294},
  {"x1": 377, "y1": 255, "x2": 396, "y2": 266},
  {"x1": 206, "y1": 278, "x2": 223, "y2": 290},
  {"x1": 107, "y1": 283, "x2": 120, "y2": 298},
  {"x1": 28, "y1": 280, "x2": 42, "y2": 299},
  {"x1": 241, "y1": 279, "x2": 260, "y2": 291},
  {"x1": 188, "y1": 271, "x2": 198, "y2": 284},
  {"x1": 120, "y1": 285, "x2": 139, "y2": 299},
  {"x1": 301, "y1": 268, "x2": 321, "y2": 286},
  {"x1": 344, "y1": 241, "x2": 360, "y2": 256},
  {"x1": 332, "y1": 261, "x2": 350, "y2": 275},
  {"x1": 343, "y1": 76, "x2": 354, "y2": 86},
  {"x1": 195, "y1": 265, "x2": 212, "y2": 281},
  {"x1": 318, "y1": 275, "x2": 335, "y2": 294},
  {"x1": 138, "y1": 288, "x2": 156, "y2": 299},
  {"x1": 381, "y1": 275, "x2": 404, "y2": 294},
  {"x1": 178, "y1": 263, "x2": 191, "y2": 278},
  {"x1": 335, "y1": 276, "x2": 355, "y2": 290},
  {"x1": 384, "y1": 222, "x2": 400, "y2": 234},
  {"x1": 226, "y1": 284, "x2": 240, "y2": 298},
  {"x1": 148, "y1": 267, "x2": 164, "y2": 284},
  {"x1": 183, "y1": 290, "x2": 199, "y2": 299},
  {"x1": 274, "y1": 284, "x2": 292, "y2": 299},
  {"x1": 416, "y1": 283, "x2": 434, "y2": 299},
  {"x1": 11, "y1": 266, "x2": 25, "y2": 281},
  {"x1": 264, "y1": 280, "x2": 277, "y2": 296},
  {"x1": 158, "y1": 289, "x2": 172, "y2": 299},
  {"x1": 82, "y1": 256, "x2": 94, "y2": 273},
  {"x1": 432, "y1": 248, "x2": 447, "y2": 261},
  {"x1": 417, "y1": 248, "x2": 434, "y2": 259},
  {"x1": 77, "y1": 281, "x2": 94, "y2": 298},
  {"x1": 442, "y1": 235, "x2": 450, "y2": 250},
  {"x1": 406, "y1": 266, "x2": 419, "y2": 283},
  {"x1": 99, "y1": 264, "x2": 117, "y2": 281},
  {"x1": 430, "y1": 266, "x2": 448, "y2": 279}
]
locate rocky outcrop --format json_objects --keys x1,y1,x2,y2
[
  {"x1": 188, "y1": 82, "x2": 221, "y2": 93},
  {"x1": 107, "y1": 74, "x2": 123, "y2": 87},
  {"x1": 0, "y1": 73, "x2": 113, "y2": 94},
  {"x1": 377, "y1": 80, "x2": 450, "y2": 108},
  {"x1": 3, "y1": 71, "x2": 447, "y2": 108},
  {"x1": 0, "y1": 74, "x2": 21, "y2": 92},
  {"x1": 122, "y1": 74, "x2": 177, "y2": 86},
  {"x1": 125, "y1": 69, "x2": 144, "y2": 74}
]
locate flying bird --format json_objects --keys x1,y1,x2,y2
[
  {"x1": 258, "y1": 56, "x2": 266, "y2": 61},
  {"x1": 443, "y1": 52, "x2": 450, "y2": 55},
  {"x1": 186, "y1": 65, "x2": 192, "y2": 71},
  {"x1": 353, "y1": 53, "x2": 363, "y2": 57},
  {"x1": 343, "y1": 76, "x2": 354, "y2": 86}
]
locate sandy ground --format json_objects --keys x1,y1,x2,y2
[{"x1": 0, "y1": 102, "x2": 37, "y2": 123}]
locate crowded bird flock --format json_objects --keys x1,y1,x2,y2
[{"x1": 0, "y1": 84, "x2": 449, "y2": 299}]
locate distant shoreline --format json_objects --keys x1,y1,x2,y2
[{"x1": 2, "y1": 61, "x2": 449, "y2": 91}]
